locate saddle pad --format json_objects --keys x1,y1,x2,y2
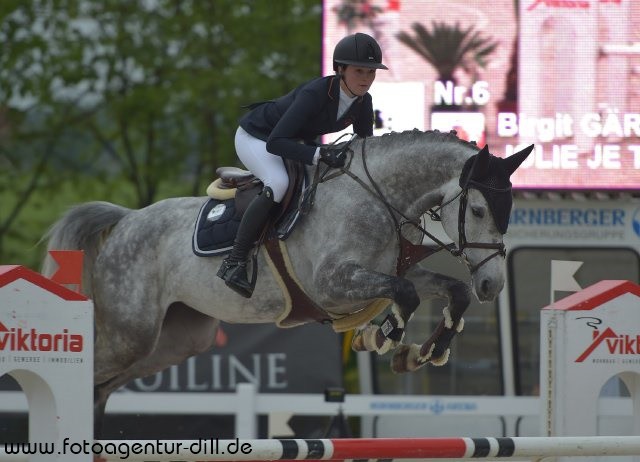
[{"x1": 192, "y1": 198, "x2": 240, "y2": 257}]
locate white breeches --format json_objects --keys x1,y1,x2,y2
[{"x1": 235, "y1": 126, "x2": 289, "y2": 203}]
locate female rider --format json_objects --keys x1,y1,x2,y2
[{"x1": 217, "y1": 32, "x2": 388, "y2": 298}]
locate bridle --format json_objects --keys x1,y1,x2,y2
[
  {"x1": 309, "y1": 135, "x2": 507, "y2": 275},
  {"x1": 426, "y1": 185, "x2": 506, "y2": 274}
]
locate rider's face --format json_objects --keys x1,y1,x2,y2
[{"x1": 339, "y1": 65, "x2": 377, "y2": 97}]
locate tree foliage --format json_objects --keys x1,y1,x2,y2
[{"x1": 0, "y1": 0, "x2": 321, "y2": 266}]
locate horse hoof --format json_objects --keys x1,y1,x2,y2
[
  {"x1": 392, "y1": 344, "x2": 429, "y2": 373},
  {"x1": 430, "y1": 348, "x2": 450, "y2": 366},
  {"x1": 351, "y1": 331, "x2": 366, "y2": 352},
  {"x1": 391, "y1": 344, "x2": 411, "y2": 373},
  {"x1": 351, "y1": 325, "x2": 379, "y2": 352}
]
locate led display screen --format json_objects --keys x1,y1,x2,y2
[{"x1": 323, "y1": 0, "x2": 640, "y2": 190}]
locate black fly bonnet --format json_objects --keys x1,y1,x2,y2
[{"x1": 459, "y1": 145, "x2": 533, "y2": 234}]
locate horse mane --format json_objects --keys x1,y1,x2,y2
[{"x1": 377, "y1": 129, "x2": 478, "y2": 153}]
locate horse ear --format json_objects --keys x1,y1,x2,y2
[
  {"x1": 471, "y1": 144, "x2": 491, "y2": 178},
  {"x1": 504, "y1": 144, "x2": 534, "y2": 176}
]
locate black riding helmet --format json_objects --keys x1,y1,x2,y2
[{"x1": 333, "y1": 32, "x2": 388, "y2": 71}]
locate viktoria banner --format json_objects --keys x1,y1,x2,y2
[
  {"x1": 0, "y1": 323, "x2": 84, "y2": 353},
  {"x1": 554, "y1": 282, "x2": 640, "y2": 366},
  {"x1": 0, "y1": 266, "x2": 91, "y2": 370},
  {"x1": 540, "y1": 279, "x2": 640, "y2": 436},
  {"x1": 0, "y1": 265, "x2": 94, "y2": 455},
  {"x1": 575, "y1": 327, "x2": 640, "y2": 362}
]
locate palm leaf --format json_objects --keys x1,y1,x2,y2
[{"x1": 396, "y1": 21, "x2": 499, "y2": 83}]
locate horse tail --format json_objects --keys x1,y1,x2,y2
[{"x1": 41, "y1": 201, "x2": 131, "y2": 298}]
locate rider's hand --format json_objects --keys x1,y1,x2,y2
[{"x1": 319, "y1": 146, "x2": 346, "y2": 169}]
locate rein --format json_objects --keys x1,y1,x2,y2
[
  {"x1": 299, "y1": 133, "x2": 358, "y2": 215},
  {"x1": 311, "y1": 136, "x2": 506, "y2": 275}
]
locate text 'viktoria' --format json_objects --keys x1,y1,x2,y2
[
  {"x1": 0, "y1": 322, "x2": 83, "y2": 352},
  {"x1": 576, "y1": 327, "x2": 640, "y2": 362}
]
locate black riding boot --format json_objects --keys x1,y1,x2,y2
[{"x1": 216, "y1": 187, "x2": 276, "y2": 298}]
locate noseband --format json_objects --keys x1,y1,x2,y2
[
  {"x1": 315, "y1": 136, "x2": 507, "y2": 275},
  {"x1": 427, "y1": 186, "x2": 506, "y2": 274}
]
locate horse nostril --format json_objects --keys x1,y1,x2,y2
[{"x1": 481, "y1": 279, "x2": 490, "y2": 296}]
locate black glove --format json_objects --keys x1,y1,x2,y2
[{"x1": 319, "y1": 146, "x2": 346, "y2": 169}]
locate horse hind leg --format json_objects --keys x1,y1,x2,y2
[
  {"x1": 94, "y1": 388, "x2": 108, "y2": 438},
  {"x1": 93, "y1": 302, "x2": 219, "y2": 437}
]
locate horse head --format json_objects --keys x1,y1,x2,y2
[{"x1": 439, "y1": 144, "x2": 533, "y2": 301}]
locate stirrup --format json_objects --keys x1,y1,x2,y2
[
  {"x1": 216, "y1": 259, "x2": 243, "y2": 279},
  {"x1": 216, "y1": 257, "x2": 257, "y2": 298}
]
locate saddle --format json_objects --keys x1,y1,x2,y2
[
  {"x1": 193, "y1": 159, "x2": 306, "y2": 257},
  {"x1": 192, "y1": 159, "x2": 333, "y2": 325}
]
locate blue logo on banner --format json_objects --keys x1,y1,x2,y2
[
  {"x1": 369, "y1": 399, "x2": 477, "y2": 415},
  {"x1": 633, "y1": 208, "x2": 640, "y2": 238}
]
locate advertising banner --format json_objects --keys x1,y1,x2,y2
[
  {"x1": 323, "y1": 0, "x2": 640, "y2": 189},
  {"x1": 123, "y1": 322, "x2": 342, "y2": 394}
]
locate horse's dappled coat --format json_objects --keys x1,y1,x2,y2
[{"x1": 41, "y1": 130, "x2": 532, "y2": 434}]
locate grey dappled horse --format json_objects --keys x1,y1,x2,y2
[{"x1": 41, "y1": 130, "x2": 532, "y2": 431}]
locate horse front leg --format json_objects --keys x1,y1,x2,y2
[
  {"x1": 391, "y1": 265, "x2": 472, "y2": 373},
  {"x1": 317, "y1": 261, "x2": 420, "y2": 356}
]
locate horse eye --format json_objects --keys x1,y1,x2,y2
[{"x1": 471, "y1": 206, "x2": 485, "y2": 218}]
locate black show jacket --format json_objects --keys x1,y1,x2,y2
[{"x1": 239, "y1": 75, "x2": 373, "y2": 165}]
